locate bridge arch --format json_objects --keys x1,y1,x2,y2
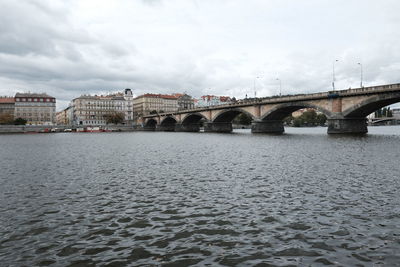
[
  {"x1": 159, "y1": 116, "x2": 177, "y2": 131},
  {"x1": 144, "y1": 118, "x2": 157, "y2": 130},
  {"x1": 212, "y1": 108, "x2": 255, "y2": 123},
  {"x1": 260, "y1": 102, "x2": 333, "y2": 121},
  {"x1": 182, "y1": 113, "x2": 208, "y2": 125},
  {"x1": 160, "y1": 116, "x2": 177, "y2": 125},
  {"x1": 342, "y1": 93, "x2": 400, "y2": 118}
]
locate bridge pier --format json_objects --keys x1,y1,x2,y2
[
  {"x1": 156, "y1": 124, "x2": 176, "y2": 132},
  {"x1": 251, "y1": 120, "x2": 284, "y2": 134},
  {"x1": 327, "y1": 118, "x2": 368, "y2": 134},
  {"x1": 204, "y1": 122, "x2": 232, "y2": 133},
  {"x1": 143, "y1": 126, "x2": 156, "y2": 131},
  {"x1": 175, "y1": 123, "x2": 200, "y2": 132}
]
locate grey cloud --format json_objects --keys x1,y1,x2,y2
[{"x1": 1, "y1": 0, "x2": 400, "y2": 111}]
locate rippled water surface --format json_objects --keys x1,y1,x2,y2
[{"x1": 1, "y1": 126, "x2": 400, "y2": 266}]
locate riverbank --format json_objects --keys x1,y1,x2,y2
[{"x1": 0, "y1": 125, "x2": 137, "y2": 134}]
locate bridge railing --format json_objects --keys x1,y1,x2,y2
[{"x1": 336, "y1": 83, "x2": 400, "y2": 95}]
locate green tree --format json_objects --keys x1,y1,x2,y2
[
  {"x1": 0, "y1": 113, "x2": 14, "y2": 125},
  {"x1": 14, "y1": 117, "x2": 27, "y2": 125},
  {"x1": 289, "y1": 109, "x2": 326, "y2": 127},
  {"x1": 233, "y1": 113, "x2": 252, "y2": 125},
  {"x1": 292, "y1": 117, "x2": 303, "y2": 127},
  {"x1": 105, "y1": 112, "x2": 125, "y2": 124},
  {"x1": 316, "y1": 113, "x2": 327, "y2": 125},
  {"x1": 283, "y1": 115, "x2": 294, "y2": 125},
  {"x1": 301, "y1": 110, "x2": 318, "y2": 126}
]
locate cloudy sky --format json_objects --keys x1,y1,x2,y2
[{"x1": 1, "y1": 0, "x2": 399, "y2": 110}]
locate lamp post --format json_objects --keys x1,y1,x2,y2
[
  {"x1": 253, "y1": 76, "x2": 260, "y2": 98},
  {"x1": 332, "y1": 59, "x2": 339, "y2": 90},
  {"x1": 358, "y1": 62, "x2": 363, "y2": 88},
  {"x1": 276, "y1": 78, "x2": 282, "y2": 96}
]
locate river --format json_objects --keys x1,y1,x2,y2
[{"x1": 1, "y1": 126, "x2": 400, "y2": 266}]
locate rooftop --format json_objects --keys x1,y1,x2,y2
[
  {"x1": 15, "y1": 93, "x2": 55, "y2": 98},
  {"x1": 137, "y1": 93, "x2": 179, "y2": 99},
  {"x1": 0, "y1": 97, "x2": 15, "y2": 103}
]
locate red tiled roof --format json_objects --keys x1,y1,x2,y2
[
  {"x1": 0, "y1": 97, "x2": 15, "y2": 103},
  {"x1": 139, "y1": 93, "x2": 178, "y2": 99},
  {"x1": 220, "y1": 96, "x2": 231, "y2": 102},
  {"x1": 172, "y1": 93, "x2": 184, "y2": 97},
  {"x1": 200, "y1": 95, "x2": 231, "y2": 101}
]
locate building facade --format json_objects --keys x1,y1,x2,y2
[
  {"x1": 392, "y1": 108, "x2": 400, "y2": 119},
  {"x1": 133, "y1": 94, "x2": 179, "y2": 117},
  {"x1": 71, "y1": 89, "x2": 134, "y2": 126},
  {"x1": 14, "y1": 93, "x2": 56, "y2": 125},
  {"x1": 0, "y1": 97, "x2": 15, "y2": 124},
  {"x1": 196, "y1": 95, "x2": 232, "y2": 107},
  {"x1": 0, "y1": 97, "x2": 15, "y2": 116},
  {"x1": 174, "y1": 93, "x2": 195, "y2": 111},
  {"x1": 56, "y1": 106, "x2": 73, "y2": 125}
]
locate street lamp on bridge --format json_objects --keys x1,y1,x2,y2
[
  {"x1": 358, "y1": 62, "x2": 363, "y2": 88},
  {"x1": 332, "y1": 59, "x2": 339, "y2": 90},
  {"x1": 254, "y1": 76, "x2": 261, "y2": 98},
  {"x1": 276, "y1": 78, "x2": 282, "y2": 97}
]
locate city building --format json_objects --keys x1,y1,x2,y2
[
  {"x1": 133, "y1": 93, "x2": 179, "y2": 117},
  {"x1": 0, "y1": 97, "x2": 15, "y2": 124},
  {"x1": 195, "y1": 95, "x2": 232, "y2": 107},
  {"x1": 0, "y1": 97, "x2": 15, "y2": 116},
  {"x1": 56, "y1": 106, "x2": 73, "y2": 125},
  {"x1": 14, "y1": 93, "x2": 56, "y2": 125},
  {"x1": 71, "y1": 89, "x2": 134, "y2": 126},
  {"x1": 392, "y1": 108, "x2": 400, "y2": 119},
  {"x1": 124, "y1": 88, "x2": 134, "y2": 123},
  {"x1": 173, "y1": 93, "x2": 195, "y2": 111}
]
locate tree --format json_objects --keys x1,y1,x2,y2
[
  {"x1": 105, "y1": 112, "x2": 125, "y2": 124},
  {"x1": 14, "y1": 117, "x2": 27, "y2": 125},
  {"x1": 301, "y1": 110, "x2": 318, "y2": 126},
  {"x1": 292, "y1": 117, "x2": 303, "y2": 127},
  {"x1": 0, "y1": 113, "x2": 14, "y2": 125},
  {"x1": 233, "y1": 113, "x2": 252, "y2": 125},
  {"x1": 283, "y1": 115, "x2": 294, "y2": 125},
  {"x1": 286, "y1": 109, "x2": 326, "y2": 127},
  {"x1": 316, "y1": 113, "x2": 327, "y2": 125}
]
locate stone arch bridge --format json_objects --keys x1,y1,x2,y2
[{"x1": 142, "y1": 83, "x2": 400, "y2": 134}]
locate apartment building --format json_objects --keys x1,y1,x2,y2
[
  {"x1": 56, "y1": 106, "x2": 73, "y2": 125},
  {"x1": 0, "y1": 97, "x2": 15, "y2": 116},
  {"x1": 133, "y1": 94, "x2": 179, "y2": 117},
  {"x1": 71, "y1": 89, "x2": 134, "y2": 126},
  {"x1": 14, "y1": 93, "x2": 56, "y2": 125},
  {"x1": 196, "y1": 95, "x2": 232, "y2": 107}
]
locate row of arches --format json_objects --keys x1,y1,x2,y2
[{"x1": 144, "y1": 95, "x2": 400, "y2": 133}]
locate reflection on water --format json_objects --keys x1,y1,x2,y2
[{"x1": 1, "y1": 126, "x2": 400, "y2": 266}]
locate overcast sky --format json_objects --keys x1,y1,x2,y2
[{"x1": 1, "y1": 0, "x2": 400, "y2": 110}]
